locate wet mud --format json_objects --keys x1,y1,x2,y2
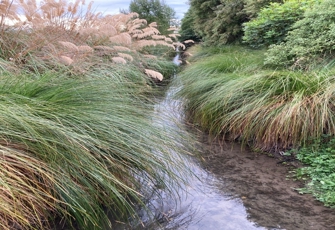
[{"x1": 197, "y1": 134, "x2": 335, "y2": 230}]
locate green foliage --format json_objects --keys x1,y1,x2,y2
[
  {"x1": 188, "y1": 0, "x2": 220, "y2": 40},
  {"x1": 187, "y1": 0, "x2": 248, "y2": 45},
  {"x1": 188, "y1": 0, "x2": 220, "y2": 44},
  {"x1": 0, "y1": 63, "x2": 187, "y2": 228},
  {"x1": 129, "y1": 0, "x2": 175, "y2": 35},
  {"x1": 185, "y1": 0, "x2": 273, "y2": 46},
  {"x1": 243, "y1": 0, "x2": 318, "y2": 48},
  {"x1": 178, "y1": 10, "x2": 199, "y2": 42},
  {"x1": 243, "y1": 0, "x2": 283, "y2": 19},
  {"x1": 209, "y1": 1, "x2": 248, "y2": 45},
  {"x1": 177, "y1": 45, "x2": 335, "y2": 151},
  {"x1": 264, "y1": 0, "x2": 335, "y2": 69},
  {"x1": 294, "y1": 136, "x2": 335, "y2": 207}
]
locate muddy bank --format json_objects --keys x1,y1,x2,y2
[{"x1": 196, "y1": 133, "x2": 335, "y2": 230}]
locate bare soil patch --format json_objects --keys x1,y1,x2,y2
[{"x1": 198, "y1": 135, "x2": 335, "y2": 230}]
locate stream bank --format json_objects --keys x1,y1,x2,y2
[{"x1": 196, "y1": 133, "x2": 335, "y2": 230}]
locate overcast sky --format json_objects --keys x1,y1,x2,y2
[{"x1": 90, "y1": 0, "x2": 190, "y2": 19}]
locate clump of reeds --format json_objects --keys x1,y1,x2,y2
[
  {"x1": 0, "y1": 72, "x2": 188, "y2": 229},
  {"x1": 177, "y1": 45, "x2": 335, "y2": 151}
]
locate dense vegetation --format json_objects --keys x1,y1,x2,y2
[
  {"x1": 178, "y1": 0, "x2": 335, "y2": 207},
  {"x1": 179, "y1": 0, "x2": 283, "y2": 45},
  {"x1": 0, "y1": 0, "x2": 189, "y2": 229},
  {"x1": 243, "y1": 0, "x2": 319, "y2": 48},
  {"x1": 293, "y1": 136, "x2": 335, "y2": 207}
]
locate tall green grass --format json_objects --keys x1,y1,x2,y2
[
  {"x1": 177, "y1": 45, "x2": 335, "y2": 151},
  {"x1": 0, "y1": 71, "x2": 188, "y2": 229},
  {"x1": 0, "y1": 1, "x2": 185, "y2": 228}
]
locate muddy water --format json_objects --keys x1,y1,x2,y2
[{"x1": 115, "y1": 57, "x2": 335, "y2": 229}]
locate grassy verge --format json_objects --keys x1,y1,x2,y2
[{"x1": 177, "y1": 44, "x2": 335, "y2": 207}]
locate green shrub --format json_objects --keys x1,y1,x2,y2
[
  {"x1": 294, "y1": 136, "x2": 335, "y2": 207},
  {"x1": 243, "y1": 0, "x2": 283, "y2": 19},
  {"x1": 243, "y1": 0, "x2": 320, "y2": 48},
  {"x1": 265, "y1": 0, "x2": 335, "y2": 69}
]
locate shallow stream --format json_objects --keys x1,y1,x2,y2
[{"x1": 113, "y1": 56, "x2": 335, "y2": 230}]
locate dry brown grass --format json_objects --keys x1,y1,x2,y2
[{"x1": 0, "y1": 145, "x2": 58, "y2": 230}]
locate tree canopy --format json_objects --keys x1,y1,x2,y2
[
  {"x1": 129, "y1": 0, "x2": 175, "y2": 35},
  {"x1": 179, "y1": 0, "x2": 283, "y2": 45}
]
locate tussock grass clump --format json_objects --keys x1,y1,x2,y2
[
  {"x1": 177, "y1": 45, "x2": 335, "y2": 151},
  {"x1": 0, "y1": 73, "x2": 187, "y2": 229},
  {"x1": 0, "y1": 0, "x2": 186, "y2": 228}
]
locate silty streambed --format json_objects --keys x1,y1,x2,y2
[{"x1": 113, "y1": 56, "x2": 335, "y2": 230}]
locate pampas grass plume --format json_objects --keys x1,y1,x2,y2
[
  {"x1": 145, "y1": 69, "x2": 163, "y2": 81},
  {"x1": 112, "y1": 56, "x2": 127, "y2": 64},
  {"x1": 184, "y1": 40, "x2": 195, "y2": 44},
  {"x1": 113, "y1": 46, "x2": 131, "y2": 52},
  {"x1": 59, "y1": 55, "x2": 73, "y2": 65},
  {"x1": 58, "y1": 41, "x2": 79, "y2": 53},
  {"x1": 77, "y1": 45, "x2": 94, "y2": 54},
  {"x1": 109, "y1": 33, "x2": 132, "y2": 46},
  {"x1": 117, "y1": 53, "x2": 133, "y2": 62}
]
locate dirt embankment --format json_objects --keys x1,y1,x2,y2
[{"x1": 197, "y1": 134, "x2": 335, "y2": 230}]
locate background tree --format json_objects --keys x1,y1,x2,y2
[
  {"x1": 188, "y1": 0, "x2": 220, "y2": 44},
  {"x1": 181, "y1": 0, "x2": 285, "y2": 46},
  {"x1": 129, "y1": 0, "x2": 176, "y2": 35},
  {"x1": 178, "y1": 10, "x2": 199, "y2": 42},
  {"x1": 243, "y1": 0, "x2": 313, "y2": 48},
  {"x1": 243, "y1": 0, "x2": 283, "y2": 19},
  {"x1": 184, "y1": 0, "x2": 249, "y2": 46},
  {"x1": 210, "y1": 0, "x2": 248, "y2": 45},
  {"x1": 265, "y1": 0, "x2": 334, "y2": 69}
]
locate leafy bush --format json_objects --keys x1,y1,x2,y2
[
  {"x1": 264, "y1": 0, "x2": 335, "y2": 69},
  {"x1": 243, "y1": 0, "x2": 283, "y2": 19},
  {"x1": 243, "y1": 0, "x2": 319, "y2": 48},
  {"x1": 294, "y1": 136, "x2": 335, "y2": 207}
]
